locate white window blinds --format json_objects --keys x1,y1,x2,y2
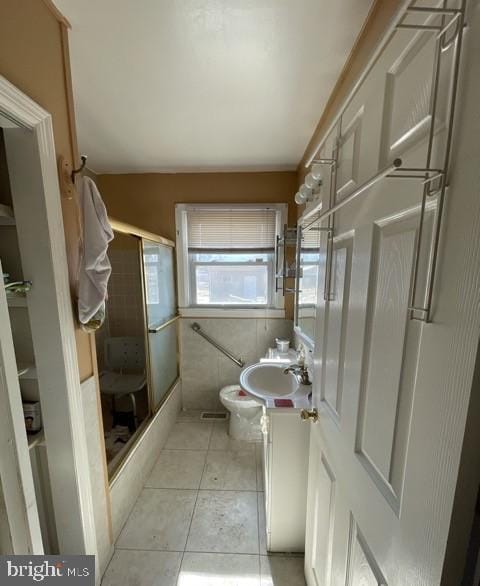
[
  {"x1": 187, "y1": 208, "x2": 277, "y2": 250},
  {"x1": 301, "y1": 226, "x2": 321, "y2": 250}
]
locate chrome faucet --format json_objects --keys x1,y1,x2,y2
[{"x1": 284, "y1": 364, "x2": 311, "y2": 385}]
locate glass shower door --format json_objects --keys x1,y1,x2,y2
[{"x1": 142, "y1": 238, "x2": 179, "y2": 410}]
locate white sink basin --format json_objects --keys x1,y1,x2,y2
[{"x1": 240, "y1": 363, "x2": 300, "y2": 401}]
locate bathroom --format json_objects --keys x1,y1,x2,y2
[
  {"x1": 2, "y1": 1, "x2": 480, "y2": 585},
  {"x1": 91, "y1": 178, "x2": 311, "y2": 584}
]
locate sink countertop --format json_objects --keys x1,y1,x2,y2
[{"x1": 262, "y1": 390, "x2": 312, "y2": 410}]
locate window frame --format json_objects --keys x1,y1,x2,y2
[
  {"x1": 175, "y1": 203, "x2": 287, "y2": 316},
  {"x1": 189, "y1": 254, "x2": 274, "y2": 308}
]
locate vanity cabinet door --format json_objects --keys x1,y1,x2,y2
[{"x1": 265, "y1": 411, "x2": 309, "y2": 552}]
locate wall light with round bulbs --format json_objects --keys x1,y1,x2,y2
[
  {"x1": 294, "y1": 164, "x2": 323, "y2": 205},
  {"x1": 294, "y1": 191, "x2": 305, "y2": 205}
]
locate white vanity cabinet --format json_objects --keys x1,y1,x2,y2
[{"x1": 262, "y1": 407, "x2": 310, "y2": 552}]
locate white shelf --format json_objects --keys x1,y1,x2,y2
[
  {"x1": 0, "y1": 203, "x2": 15, "y2": 226},
  {"x1": 28, "y1": 430, "x2": 44, "y2": 450},
  {"x1": 18, "y1": 364, "x2": 37, "y2": 379},
  {"x1": 17, "y1": 364, "x2": 29, "y2": 377},
  {"x1": 6, "y1": 292, "x2": 27, "y2": 307}
]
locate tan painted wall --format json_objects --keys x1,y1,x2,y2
[
  {"x1": 97, "y1": 171, "x2": 298, "y2": 317},
  {"x1": 98, "y1": 171, "x2": 297, "y2": 240},
  {"x1": 0, "y1": 0, "x2": 93, "y2": 380}
]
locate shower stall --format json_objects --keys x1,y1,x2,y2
[{"x1": 96, "y1": 220, "x2": 179, "y2": 477}]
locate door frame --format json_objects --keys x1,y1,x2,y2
[{"x1": 0, "y1": 75, "x2": 97, "y2": 555}]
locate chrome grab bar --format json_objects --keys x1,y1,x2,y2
[{"x1": 191, "y1": 322, "x2": 245, "y2": 368}]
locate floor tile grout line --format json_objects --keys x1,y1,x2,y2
[
  {"x1": 101, "y1": 545, "x2": 117, "y2": 583},
  {"x1": 113, "y1": 546, "x2": 291, "y2": 559},
  {"x1": 158, "y1": 447, "x2": 258, "y2": 452},
  {"x1": 113, "y1": 545, "x2": 305, "y2": 558},
  {"x1": 256, "y1": 446, "x2": 262, "y2": 560},
  {"x1": 256, "y1": 488, "x2": 261, "y2": 557},
  {"x1": 198, "y1": 486, "x2": 259, "y2": 492},
  {"x1": 145, "y1": 443, "x2": 257, "y2": 491},
  {"x1": 102, "y1": 551, "x2": 304, "y2": 585},
  {"x1": 165, "y1": 419, "x2": 214, "y2": 452},
  {"x1": 156, "y1": 448, "x2": 209, "y2": 452},
  {"x1": 107, "y1": 445, "x2": 170, "y2": 577},
  {"x1": 178, "y1": 418, "x2": 260, "y2": 564},
  {"x1": 114, "y1": 477, "x2": 149, "y2": 549},
  {"x1": 105, "y1": 417, "x2": 291, "y2": 584},
  {"x1": 181, "y1": 489, "x2": 260, "y2": 558},
  {"x1": 179, "y1": 430, "x2": 212, "y2": 578},
  {"x1": 173, "y1": 415, "x2": 211, "y2": 583},
  {"x1": 113, "y1": 419, "x2": 202, "y2": 576},
  {"x1": 143, "y1": 486, "x2": 261, "y2": 492},
  {"x1": 256, "y1": 444, "x2": 266, "y2": 556},
  {"x1": 206, "y1": 420, "x2": 214, "y2": 451},
  {"x1": 254, "y1": 440, "x2": 259, "y2": 501},
  {"x1": 200, "y1": 448, "x2": 257, "y2": 492}
]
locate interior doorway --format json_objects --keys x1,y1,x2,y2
[{"x1": 0, "y1": 75, "x2": 97, "y2": 556}]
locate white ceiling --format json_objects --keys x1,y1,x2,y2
[{"x1": 54, "y1": 0, "x2": 373, "y2": 174}]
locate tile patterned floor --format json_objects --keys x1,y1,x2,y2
[{"x1": 102, "y1": 417, "x2": 306, "y2": 586}]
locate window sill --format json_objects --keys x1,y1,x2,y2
[{"x1": 179, "y1": 307, "x2": 286, "y2": 319}]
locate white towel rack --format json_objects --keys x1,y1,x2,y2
[{"x1": 302, "y1": 1, "x2": 466, "y2": 323}]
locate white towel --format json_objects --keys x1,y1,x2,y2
[{"x1": 78, "y1": 176, "x2": 114, "y2": 324}]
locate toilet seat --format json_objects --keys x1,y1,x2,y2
[{"x1": 219, "y1": 384, "x2": 261, "y2": 409}]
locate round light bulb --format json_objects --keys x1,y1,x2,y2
[
  {"x1": 311, "y1": 164, "x2": 322, "y2": 181},
  {"x1": 299, "y1": 184, "x2": 313, "y2": 199},
  {"x1": 294, "y1": 191, "x2": 306, "y2": 205},
  {"x1": 305, "y1": 173, "x2": 316, "y2": 189}
]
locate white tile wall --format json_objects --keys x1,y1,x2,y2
[
  {"x1": 81, "y1": 376, "x2": 114, "y2": 579},
  {"x1": 179, "y1": 318, "x2": 293, "y2": 410}
]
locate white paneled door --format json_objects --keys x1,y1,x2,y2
[{"x1": 304, "y1": 5, "x2": 480, "y2": 586}]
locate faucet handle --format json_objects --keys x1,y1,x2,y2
[{"x1": 284, "y1": 364, "x2": 311, "y2": 385}]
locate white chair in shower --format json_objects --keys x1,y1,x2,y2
[{"x1": 99, "y1": 336, "x2": 147, "y2": 430}]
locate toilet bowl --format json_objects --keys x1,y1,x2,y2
[{"x1": 219, "y1": 385, "x2": 262, "y2": 441}]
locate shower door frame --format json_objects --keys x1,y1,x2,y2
[{"x1": 106, "y1": 219, "x2": 180, "y2": 484}]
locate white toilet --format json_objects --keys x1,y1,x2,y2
[{"x1": 219, "y1": 385, "x2": 262, "y2": 441}]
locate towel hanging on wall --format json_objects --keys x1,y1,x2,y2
[{"x1": 78, "y1": 176, "x2": 114, "y2": 331}]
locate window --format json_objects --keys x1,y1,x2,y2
[
  {"x1": 176, "y1": 204, "x2": 287, "y2": 314},
  {"x1": 298, "y1": 225, "x2": 322, "y2": 306}
]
